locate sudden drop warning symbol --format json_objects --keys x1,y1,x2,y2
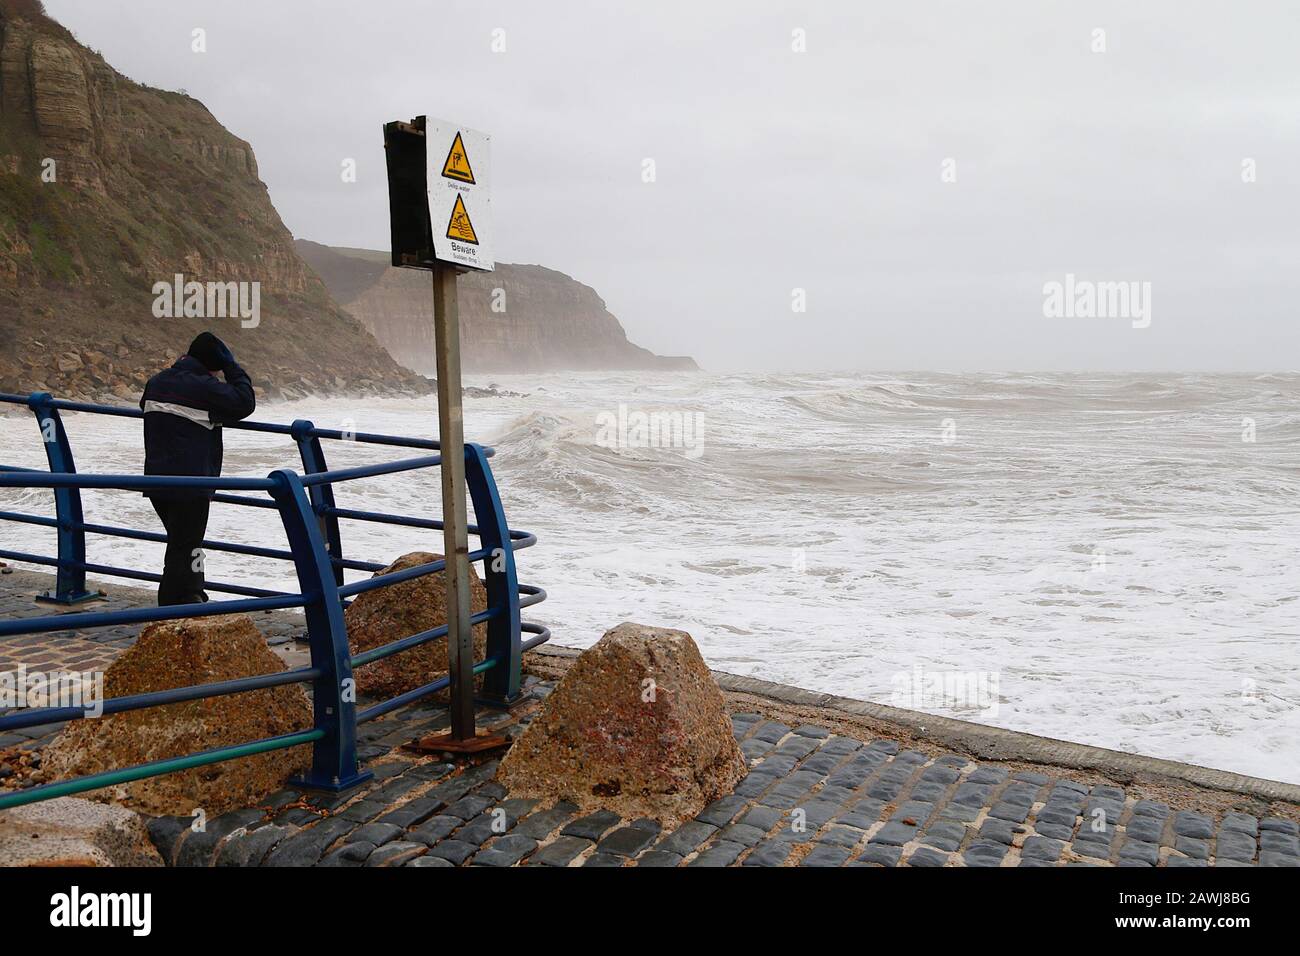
[
  {"x1": 441, "y1": 131, "x2": 476, "y2": 184},
  {"x1": 446, "y1": 193, "x2": 479, "y2": 244}
]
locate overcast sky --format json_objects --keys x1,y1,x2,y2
[{"x1": 44, "y1": 0, "x2": 1300, "y2": 372}]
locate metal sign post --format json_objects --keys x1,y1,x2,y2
[
  {"x1": 431, "y1": 262, "x2": 475, "y2": 741},
  {"x1": 383, "y1": 114, "x2": 501, "y2": 752}
]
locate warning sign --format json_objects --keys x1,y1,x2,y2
[
  {"x1": 441, "y1": 132, "x2": 476, "y2": 184},
  {"x1": 446, "y1": 193, "x2": 478, "y2": 244},
  {"x1": 425, "y1": 118, "x2": 493, "y2": 271}
]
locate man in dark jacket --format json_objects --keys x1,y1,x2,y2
[{"x1": 140, "y1": 332, "x2": 256, "y2": 605}]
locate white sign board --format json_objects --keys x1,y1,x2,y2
[{"x1": 425, "y1": 118, "x2": 493, "y2": 272}]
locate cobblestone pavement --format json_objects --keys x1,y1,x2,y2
[
  {"x1": 136, "y1": 678, "x2": 1297, "y2": 868},
  {"x1": 3, "y1": 569, "x2": 1298, "y2": 867}
]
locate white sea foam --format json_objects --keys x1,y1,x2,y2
[{"x1": 2, "y1": 371, "x2": 1298, "y2": 783}]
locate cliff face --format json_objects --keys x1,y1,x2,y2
[
  {"x1": 296, "y1": 241, "x2": 698, "y2": 375},
  {"x1": 0, "y1": 2, "x2": 429, "y2": 401}
]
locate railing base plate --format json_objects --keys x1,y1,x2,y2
[
  {"x1": 34, "y1": 590, "x2": 103, "y2": 606},
  {"x1": 289, "y1": 769, "x2": 374, "y2": 793},
  {"x1": 403, "y1": 730, "x2": 510, "y2": 756}
]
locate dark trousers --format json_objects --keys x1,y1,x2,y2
[{"x1": 150, "y1": 497, "x2": 211, "y2": 606}]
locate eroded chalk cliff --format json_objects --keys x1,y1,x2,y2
[
  {"x1": 0, "y1": 1, "x2": 429, "y2": 400},
  {"x1": 296, "y1": 241, "x2": 698, "y2": 375}
]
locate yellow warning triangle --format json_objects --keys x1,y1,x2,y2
[
  {"x1": 445, "y1": 193, "x2": 479, "y2": 244},
  {"x1": 441, "y1": 132, "x2": 476, "y2": 184}
]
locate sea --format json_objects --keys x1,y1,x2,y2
[{"x1": 2, "y1": 371, "x2": 1298, "y2": 784}]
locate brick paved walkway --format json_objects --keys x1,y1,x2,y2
[{"x1": 2, "y1": 567, "x2": 1298, "y2": 867}]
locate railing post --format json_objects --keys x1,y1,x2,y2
[
  {"x1": 269, "y1": 468, "x2": 371, "y2": 792},
  {"x1": 290, "y1": 420, "x2": 345, "y2": 588},
  {"x1": 27, "y1": 392, "x2": 95, "y2": 604},
  {"x1": 464, "y1": 442, "x2": 522, "y2": 705}
]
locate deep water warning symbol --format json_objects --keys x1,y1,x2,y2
[
  {"x1": 445, "y1": 193, "x2": 479, "y2": 244},
  {"x1": 441, "y1": 131, "x2": 476, "y2": 184}
]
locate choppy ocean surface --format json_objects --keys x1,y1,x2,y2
[{"x1": 2, "y1": 372, "x2": 1298, "y2": 784}]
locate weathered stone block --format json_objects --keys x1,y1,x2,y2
[{"x1": 497, "y1": 623, "x2": 747, "y2": 826}]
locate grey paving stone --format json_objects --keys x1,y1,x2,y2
[
  {"x1": 936, "y1": 803, "x2": 981, "y2": 824},
  {"x1": 1124, "y1": 816, "x2": 1166, "y2": 844},
  {"x1": 376, "y1": 797, "x2": 442, "y2": 829},
  {"x1": 1258, "y1": 851, "x2": 1300, "y2": 867},
  {"x1": 801, "y1": 752, "x2": 846, "y2": 775},
  {"x1": 967, "y1": 766, "x2": 1008, "y2": 786},
  {"x1": 733, "y1": 772, "x2": 778, "y2": 798},
  {"x1": 1166, "y1": 856, "x2": 1207, "y2": 867},
  {"x1": 562, "y1": 809, "x2": 622, "y2": 841},
  {"x1": 1022, "y1": 836, "x2": 1064, "y2": 862},
  {"x1": 793, "y1": 724, "x2": 831, "y2": 739},
  {"x1": 921, "y1": 765, "x2": 962, "y2": 786},
  {"x1": 514, "y1": 801, "x2": 578, "y2": 839},
  {"x1": 891, "y1": 801, "x2": 935, "y2": 825},
  {"x1": 599, "y1": 826, "x2": 659, "y2": 857},
  {"x1": 1221, "y1": 813, "x2": 1258, "y2": 835},
  {"x1": 365, "y1": 841, "x2": 427, "y2": 867},
  {"x1": 989, "y1": 802, "x2": 1032, "y2": 824},
  {"x1": 338, "y1": 800, "x2": 386, "y2": 824},
  {"x1": 320, "y1": 841, "x2": 376, "y2": 867},
  {"x1": 263, "y1": 816, "x2": 355, "y2": 867},
  {"x1": 533, "y1": 835, "x2": 592, "y2": 867},
  {"x1": 738, "y1": 805, "x2": 783, "y2": 831},
  {"x1": 963, "y1": 841, "x2": 1008, "y2": 867},
  {"x1": 408, "y1": 815, "x2": 461, "y2": 846},
  {"x1": 1259, "y1": 831, "x2": 1299, "y2": 855},
  {"x1": 856, "y1": 843, "x2": 902, "y2": 867},
  {"x1": 818, "y1": 825, "x2": 863, "y2": 849},
  {"x1": 1035, "y1": 822, "x2": 1075, "y2": 842},
  {"x1": 1132, "y1": 800, "x2": 1169, "y2": 819},
  {"x1": 347, "y1": 822, "x2": 403, "y2": 847},
  {"x1": 216, "y1": 824, "x2": 296, "y2": 867},
  {"x1": 908, "y1": 781, "x2": 950, "y2": 803},
  {"x1": 1118, "y1": 840, "x2": 1159, "y2": 866},
  {"x1": 921, "y1": 822, "x2": 966, "y2": 853},
  {"x1": 1260, "y1": 817, "x2": 1300, "y2": 836},
  {"x1": 428, "y1": 840, "x2": 477, "y2": 865},
  {"x1": 979, "y1": 818, "x2": 1020, "y2": 846},
  {"x1": 743, "y1": 841, "x2": 792, "y2": 867},
  {"x1": 1090, "y1": 785, "x2": 1125, "y2": 802},
  {"x1": 145, "y1": 815, "x2": 194, "y2": 865},
  {"x1": 458, "y1": 814, "x2": 505, "y2": 846},
  {"x1": 444, "y1": 793, "x2": 497, "y2": 821},
  {"x1": 866, "y1": 779, "x2": 905, "y2": 801},
  {"x1": 1174, "y1": 836, "x2": 1209, "y2": 860},
  {"x1": 872, "y1": 821, "x2": 920, "y2": 846},
  {"x1": 696, "y1": 795, "x2": 749, "y2": 827},
  {"x1": 740, "y1": 739, "x2": 773, "y2": 759},
  {"x1": 689, "y1": 841, "x2": 746, "y2": 867},
  {"x1": 473, "y1": 834, "x2": 537, "y2": 867},
  {"x1": 906, "y1": 847, "x2": 949, "y2": 867},
  {"x1": 1215, "y1": 830, "x2": 1257, "y2": 862},
  {"x1": 406, "y1": 855, "x2": 455, "y2": 867},
  {"x1": 582, "y1": 852, "x2": 624, "y2": 867},
  {"x1": 952, "y1": 783, "x2": 993, "y2": 807},
  {"x1": 776, "y1": 736, "x2": 820, "y2": 758},
  {"x1": 867, "y1": 739, "x2": 901, "y2": 755},
  {"x1": 635, "y1": 850, "x2": 683, "y2": 867},
  {"x1": 717, "y1": 823, "x2": 767, "y2": 848},
  {"x1": 1037, "y1": 806, "x2": 1081, "y2": 827},
  {"x1": 656, "y1": 820, "x2": 718, "y2": 856},
  {"x1": 177, "y1": 809, "x2": 265, "y2": 868},
  {"x1": 752, "y1": 721, "x2": 792, "y2": 743},
  {"x1": 802, "y1": 844, "x2": 851, "y2": 867}
]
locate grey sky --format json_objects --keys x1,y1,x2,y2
[{"x1": 45, "y1": 0, "x2": 1300, "y2": 372}]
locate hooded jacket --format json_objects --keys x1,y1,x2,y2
[{"x1": 140, "y1": 355, "x2": 256, "y2": 500}]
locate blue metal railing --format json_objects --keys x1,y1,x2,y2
[{"x1": 0, "y1": 391, "x2": 549, "y2": 809}]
